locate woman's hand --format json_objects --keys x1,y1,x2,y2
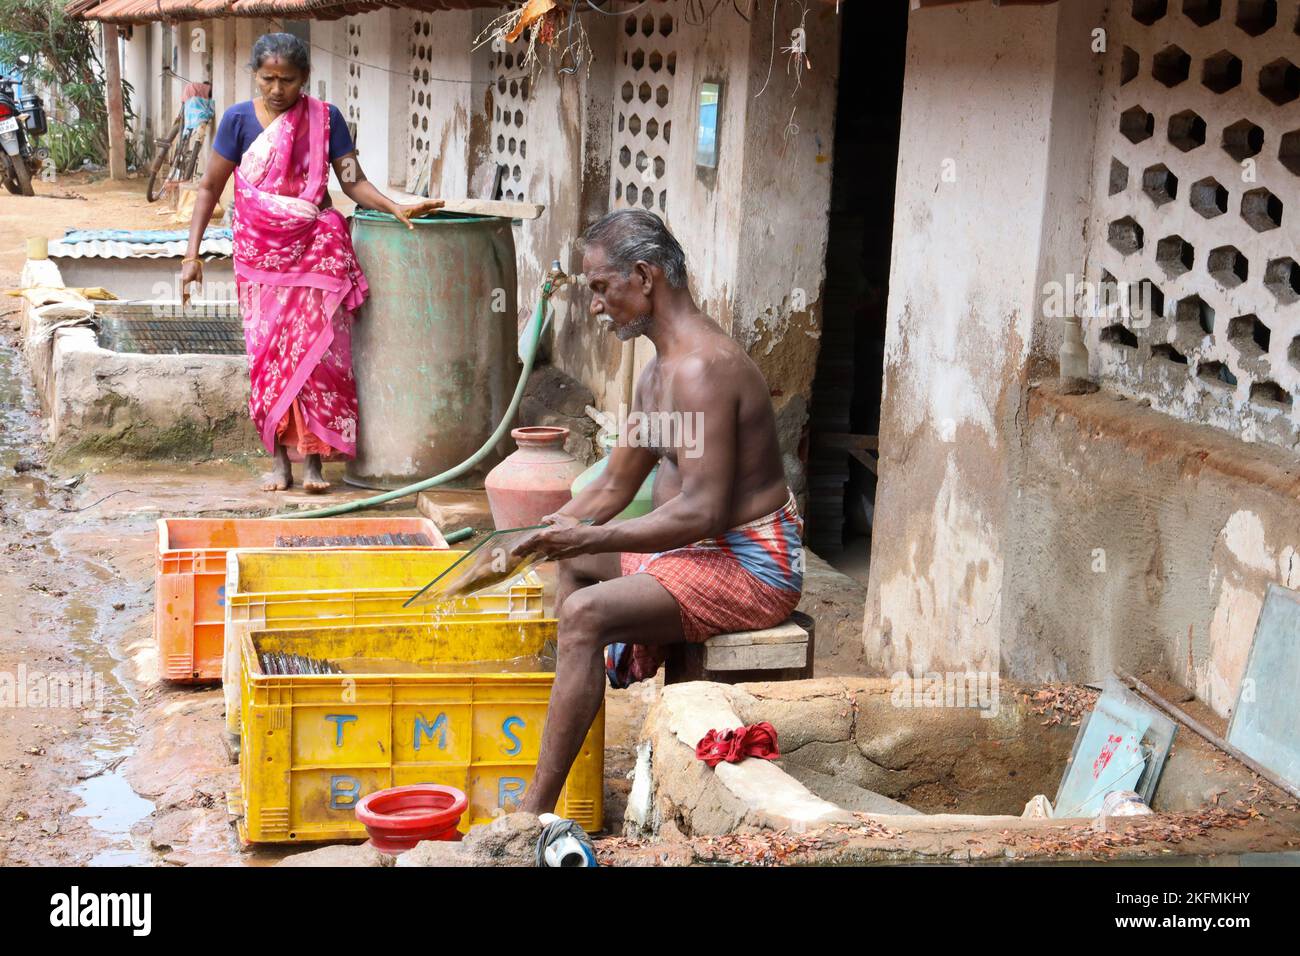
[
  {"x1": 180, "y1": 259, "x2": 204, "y2": 306},
  {"x1": 392, "y1": 199, "x2": 445, "y2": 229}
]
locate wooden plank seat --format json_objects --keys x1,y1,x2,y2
[{"x1": 665, "y1": 610, "x2": 814, "y2": 685}]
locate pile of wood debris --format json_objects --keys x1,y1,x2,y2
[
  {"x1": 1020, "y1": 683, "x2": 1100, "y2": 727},
  {"x1": 999, "y1": 805, "x2": 1260, "y2": 859},
  {"x1": 595, "y1": 818, "x2": 899, "y2": 867}
]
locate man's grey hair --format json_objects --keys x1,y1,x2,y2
[{"x1": 582, "y1": 210, "x2": 687, "y2": 289}]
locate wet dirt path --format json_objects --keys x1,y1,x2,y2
[
  {"x1": 0, "y1": 294, "x2": 652, "y2": 866},
  {"x1": 0, "y1": 305, "x2": 154, "y2": 865}
]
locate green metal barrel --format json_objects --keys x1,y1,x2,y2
[{"x1": 346, "y1": 209, "x2": 518, "y2": 490}]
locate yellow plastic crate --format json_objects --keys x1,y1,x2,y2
[
  {"x1": 222, "y1": 549, "x2": 545, "y2": 734},
  {"x1": 154, "y1": 517, "x2": 445, "y2": 683},
  {"x1": 237, "y1": 621, "x2": 603, "y2": 843}
]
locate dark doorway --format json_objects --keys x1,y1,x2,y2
[{"x1": 805, "y1": 0, "x2": 908, "y2": 580}]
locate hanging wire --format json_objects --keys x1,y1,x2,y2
[
  {"x1": 558, "y1": 0, "x2": 585, "y2": 75},
  {"x1": 682, "y1": 0, "x2": 728, "y2": 24},
  {"x1": 753, "y1": 0, "x2": 781, "y2": 98},
  {"x1": 302, "y1": 36, "x2": 522, "y2": 86}
]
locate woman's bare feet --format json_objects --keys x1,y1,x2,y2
[
  {"x1": 303, "y1": 454, "x2": 331, "y2": 494},
  {"x1": 262, "y1": 444, "x2": 293, "y2": 491}
]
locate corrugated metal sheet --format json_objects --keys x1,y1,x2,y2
[{"x1": 50, "y1": 228, "x2": 233, "y2": 260}]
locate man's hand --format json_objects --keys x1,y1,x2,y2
[
  {"x1": 511, "y1": 513, "x2": 592, "y2": 561},
  {"x1": 392, "y1": 199, "x2": 445, "y2": 229}
]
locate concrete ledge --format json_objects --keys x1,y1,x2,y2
[
  {"x1": 626, "y1": 676, "x2": 1094, "y2": 838},
  {"x1": 48, "y1": 325, "x2": 258, "y2": 461},
  {"x1": 21, "y1": 298, "x2": 94, "y2": 416},
  {"x1": 626, "y1": 681, "x2": 853, "y2": 836},
  {"x1": 1029, "y1": 382, "x2": 1300, "y2": 500}
]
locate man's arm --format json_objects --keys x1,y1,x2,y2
[
  {"x1": 529, "y1": 354, "x2": 736, "y2": 559},
  {"x1": 548, "y1": 372, "x2": 657, "y2": 526},
  {"x1": 555, "y1": 441, "x2": 657, "y2": 526}
]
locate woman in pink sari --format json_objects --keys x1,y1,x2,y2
[{"x1": 180, "y1": 33, "x2": 441, "y2": 492}]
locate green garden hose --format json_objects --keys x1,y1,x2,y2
[{"x1": 285, "y1": 269, "x2": 561, "y2": 521}]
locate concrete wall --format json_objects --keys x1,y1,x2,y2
[
  {"x1": 47, "y1": 326, "x2": 256, "y2": 462},
  {"x1": 865, "y1": 1, "x2": 1106, "y2": 678},
  {"x1": 345, "y1": 9, "x2": 400, "y2": 188},
  {"x1": 1018, "y1": 384, "x2": 1300, "y2": 719},
  {"x1": 866, "y1": 0, "x2": 1298, "y2": 725},
  {"x1": 121, "y1": 25, "x2": 152, "y2": 147},
  {"x1": 544, "y1": 2, "x2": 841, "y2": 496},
  {"x1": 1082, "y1": 4, "x2": 1300, "y2": 452}
]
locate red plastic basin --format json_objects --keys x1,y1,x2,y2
[{"x1": 355, "y1": 784, "x2": 468, "y2": 853}]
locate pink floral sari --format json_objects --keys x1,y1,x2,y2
[{"x1": 232, "y1": 94, "x2": 367, "y2": 457}]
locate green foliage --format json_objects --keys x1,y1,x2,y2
[
  {"x1": 46, "y1": 117, "x2": 99, "y2": 172},
  {"x1": 0, "y1": 0, "x2": 134, "y2": 166}
]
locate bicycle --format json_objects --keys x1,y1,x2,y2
[{"x1": 146, "y1": 105, "x2": 209, "y2": 204}]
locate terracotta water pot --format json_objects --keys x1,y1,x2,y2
[{"x1": 485, "y1": 426, "x2": 586, "y2": 529}]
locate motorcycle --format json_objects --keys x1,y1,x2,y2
[{"x1": 0, "y1": 57, "x2": 48, "y2": 197}]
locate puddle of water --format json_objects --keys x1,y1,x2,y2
[
  {"x1": 71, "y1": 762, "x2": 153, "y2": 835},
  {"x1": 0, "y1": 328, "x2": 42, "y2": 468},
  {"x1": 59, "y1": 587, "x2": 156, "y2": 865}
]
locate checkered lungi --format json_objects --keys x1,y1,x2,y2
[{"x1": 605, "y1": 492, "x2": 804, "y2": 688}]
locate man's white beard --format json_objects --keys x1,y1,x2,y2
[{"x1": 598, "y1": 313, "x2": 652, "y2": 341}]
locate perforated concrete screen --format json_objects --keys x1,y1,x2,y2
[
  {"x1": 1087, "y1": 0, "x2": 1300, "y2": 449},
  {"x1": 609, "y1": 3, "x2": 678, "y2": 215},
  {"x1": 487, "y1": 38, "x2": 531, "y2": 202},
  {"x1": 407, "y1": 14, "x2": 437, "y2": 191},
  {"x1": 344, "y1": 18, "x2": 363, "y2": 142}
]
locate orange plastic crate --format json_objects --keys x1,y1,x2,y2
[{"x1": 154, "y1": 517, "x2": 447, "y2": 683}]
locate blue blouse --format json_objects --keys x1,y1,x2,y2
[{"x1": 212, "y1": 100, "x2": 356, "y2": 166}]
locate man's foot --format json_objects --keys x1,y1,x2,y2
[
  {"x1": 261, "y1": 445, "x2": 293, "y2": 491},
  {"x1": 303, "y1": 454, "x2": 331, "y2": 494}
]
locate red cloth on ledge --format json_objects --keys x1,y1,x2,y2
[{"x1": 695, "y1": 722, "x2": 781, "y2": 768}]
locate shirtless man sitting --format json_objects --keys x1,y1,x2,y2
[{"x1": 516, "y1": 209, "x2": 804, "y2": 817}]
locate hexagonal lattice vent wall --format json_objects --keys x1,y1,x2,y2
[
  {"x1": 345, "y1": 19, "x2": 363, "y2": 140},
  {"x1": 406, "y1": 15, "x2": 437, "y2": 194},
  {"x1": 487, "y1": 39, "x2": 531, "y2": 202},
  {"x1": 609, "y1": 4, "x2": 678, "y2": 214},
  {"x1": 1087, "y1": 0, "x2": 1300, "y2": 448}
]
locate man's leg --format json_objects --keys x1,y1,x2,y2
[
  {"x1": 553, "y1": 551, "x2": 621, "y2": 616},
  {"x1": 521, "y1": 572, "x2": 684, "y2": 815}
]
